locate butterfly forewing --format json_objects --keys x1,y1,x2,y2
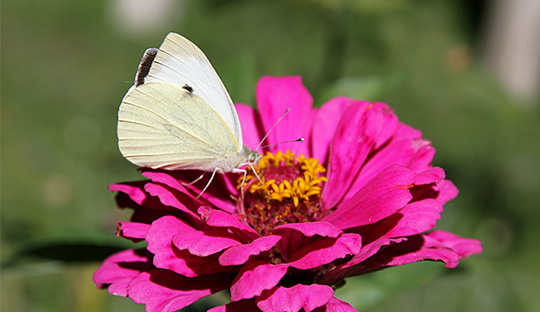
[
  {"x1": 144, "y1": 33, "x2": 243, "y2": 147},
  {"x1": 118, "y1": 82, "x2": 240, "y2": 171}
]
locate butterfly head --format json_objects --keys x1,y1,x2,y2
[{"x1": 246, "y1": 149, "x2": 261, "y2": 164}]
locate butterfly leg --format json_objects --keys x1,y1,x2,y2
[
  {"x1": 183, "y1": 172, "x2": 205, "y2": 186},
  {"x1": 232, "y1": 167, "x2": 249, "y2": 197},
  {"x1": 196, "y1": 167, "x2": 219, "y2": 198},
  {"x1": 247, "y1": 162, "x2": 263, "y2": 185}
]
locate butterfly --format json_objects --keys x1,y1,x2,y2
[{"x1": 117, "y1": 32, "x2": 260, "y2": 193}]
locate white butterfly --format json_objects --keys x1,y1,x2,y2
[{"x1": 117, "y1": 32, "x2": 260, "y2": 190}]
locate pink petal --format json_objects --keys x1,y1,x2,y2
[
  {"x1": 356, "y1": 231, "x2": 481, "y2": 273},
  {"x1": 317, "y1": 236, "x2": 406, "y2": 285},
  {"x1": 93, "y1": 249, "x2": 153, "y2": 297},
  {"x1": 146, "y1": 216, "x2": 230, "y2": 277},
  {"x1": 128, "y1": 270, "x2": 234, "y2": 312},
  {"x1": 256, "y1": 284, "x2": 334, "y2": 312},
  {"x1": 288, "y1": 233, "x2": 361, "y2": 270},
  {"x1": 379, "y1": 235, "x2": 461, "y2": 268},
  {"x1": 344, "y1": 197, "x2": 442, "y2": 249},
  {"x1": 144, "y1": 182, "x2": 202, "y2": 226},
  {"x1": 434, "y1": 179, "x2": 459, "y2": 204},
  {"x1": 256, "y1": 76, "x2": 313, "y2": 155},
  {"x1": 343, "y1": 140, "x2": 419, "y2": 201},
  {"x1": 310, "y1": 96, "x2": 356, "y2": 163},
  {"x1": 273, "y1": 221, "x2": 343, "y2": 238},
  {"x1": 340, "y1": 139, "x2": 434, "y2": 205},
  {"x1": 314, "y1": 297, "x2": 358, "y2": 312},
  {"x1": 142, "y1": 170, "x2": 188, "y2": 192},
  {"x1": 172, "y1": 228, "x2": 242, "y2": 257},
  {"x1": 236, "y1": 103, "x2": 264, "y2": 151},
  {"x1": 219, "y1": 235, "x2": 282, "y2": 266},
  {"x1": 392, "y1": 122, "x2": 423, "y2": 141},
  {"x1": 111, "y1": 184, "x2": 183, "y2": 224},
  {"x1": 109, "y1": 182, "x2": 148, "y2": 205},
  {"x1": 371, "y1": 102, "x2": 398, "y2": 149},
  {"x1": 415, "y1": 167, "x2": 445, "y2": 185},
  {"x1": 323, "y1": 165, "x2": 415, "y2": 229},
  {"x1": 230, "y1": 260, "x2": 288, "y2": 301},
  {"x1": 407, "y1": 139, "x2": 436, "y2": 172},
  {"x1": 383, "y1": 198, "x2": 443, "y2": 237},
  {"x1": 273, "y1": 221, "x2": 344, "y2": 262},
  {"x1": 146, "y1": 215, "x2": 194, "y2": 256},
  {"x1": 208, "y1": 299, "x2": 259, "y2": 312},
  {"x1": 116, "y1": 221, "x2": 149, "y2": 241},
  {"x1": 143, "y1": 170, "x2": 238, "y2": 214},
  {"x1": 426, "y1": 230, "x2": 483, "y2": 259},
  {"x1": 199, "y1": 206, "x2": 260, "y2": 241},
  {"x1": 323, "y1": 101, "x2": 384, "y2": 207},
  {"x1": 352, "y1": 236, "x2": 407, "y2": 267}
]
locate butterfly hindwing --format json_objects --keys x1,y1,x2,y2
[{"x1": 118, "y1": 82, "x2": 239, "y2": 170}]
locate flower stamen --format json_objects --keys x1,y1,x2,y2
[{"x1": 238, "y1": 150, "x2": 328, "y2": 235}]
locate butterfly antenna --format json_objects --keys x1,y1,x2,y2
[
  {"x1": 260, "y1": 138, "x2": 304, "y2": 149},
  {"x1": 255, "y1": 108, "x2": 290, "y2": 151}
]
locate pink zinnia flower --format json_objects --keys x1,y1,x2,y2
[{"x1": 94, "y1": 76, "x2": 482, "y2": 311}]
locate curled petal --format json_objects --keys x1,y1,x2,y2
[
  {"x1": 256, "y1": 284, "x2": 334, "y2": 312},
  {"x1": 93, "y1": 249, "x2": 153, "y2": 297},
  {"x1": 199, "y1": 207, "x2": 260, "y2": 241},
  {"x1": 434, "y1": 179, "x2": 459, "y2": 205},
  {"x1": 219, "y1": 235, "x2": 282, "y2": 266},
  {"x1": 314, "y1": 297, "x2": 358, "y2": 312},
  {"x1": 144, "y1": 183, "x2": 202, "y2": 225},
  {"x1": 143, "y1": 170, "x2": 238, "y2": 214},
  {"x1": 415, "y1": 167, "x2": 445, "y2": 185},
  {"x1": 172, "y1": 228, "x2": 242, "y2": 257},
  {"x1": 142, "y1": 170, "x2": 189, "y2": 193},
  {"x1": 208, "y1": 299, "x2": 259, "y2": 312},
  {"x1": 288, "y1": 234, "x2": 362, "y2": 270},
  {"x1": 111, "y1": 183, "x2": 182, "y2": 224},
  {"x1": 128, "y1": 269, "x2": 234, "y2": 312},
  {"x1": 273, "y1": 221, "x2": 343, "y2": 238},
  {"x1": 116, "y1": 221, "x2": 149, "y2": 241},
  {"x1": 147, "y1": 216, "x2": 230, "y2": 277},
  {"x1": 426, "y1": 230, "x2": 483, "y2": 259},
  {"x1": 385, "y1": 198, "x2": 443, "y2": 237},
  {"x1": 109, "y1": 182, "x2": 148, "y2": 205},
  {"x1": 230, "y1": 260, "x2": 288, "y2": 301},
  {"x1": 273, "y1": 221, "x2": 343, "y2": 261},
  {"x1": 318, "y1": 236, "x2": 406, "y2": 285},
  {"x1": 357, "y1": 231, "x2": 482, "y2": 273},
  {"x1": 407, "y1": 139, "x2": 436, "y2": 172}
]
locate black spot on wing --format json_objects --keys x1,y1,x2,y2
[{"x1": 182, "y1": 84, "x2": 194, "y2": 93}]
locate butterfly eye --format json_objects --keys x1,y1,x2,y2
[{"x1": 248, "y1": 151, "x2": 261, "y2": 163}]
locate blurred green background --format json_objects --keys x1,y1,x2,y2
[{"x1": 2, "y1": 0, "x2": 539, "y2": 311}]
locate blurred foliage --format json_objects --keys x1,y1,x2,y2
[{"x1": 2, "y1": 0, "x2": 539, "y2": 311}]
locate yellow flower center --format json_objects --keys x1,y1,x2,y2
[{"x1": 238, "y1": 150, "x2": 329, "y2": 236}]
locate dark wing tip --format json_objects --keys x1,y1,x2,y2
[{"x1": 135, "y1": 48, "x2": 159, "y2": 86}]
